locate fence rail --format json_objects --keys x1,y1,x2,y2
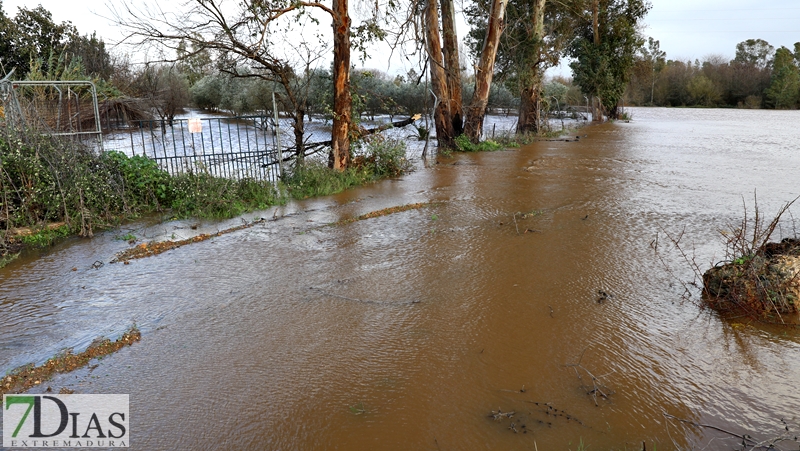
[{"x1": 103, "y1": 115, "x2": 285, "y2": 182}]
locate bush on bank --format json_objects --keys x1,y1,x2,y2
[
  {"x1": 0, "y1": 127, "x2": 281, "y2": 246},
  {"x1": 283, "y1": 136, "x2": 411, "y2": 200}
]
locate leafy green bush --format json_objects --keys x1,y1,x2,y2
[{"x1": 103, "y1": 151, "x2": 172, "y2": 207}]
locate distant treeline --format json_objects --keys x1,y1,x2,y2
[{"x1": 626, "y1": 38, "x2": 800, "y2": 109}]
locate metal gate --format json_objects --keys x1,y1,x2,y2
[
  {"x1": 102, "y1": 115, "x2": 286, "y2": 182},
  {"x1": 0, "y1": 72, "x2": 103, "y2": 150}
]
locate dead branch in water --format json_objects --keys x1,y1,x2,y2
[
  {"x1": 564, "y1": 347, "x2": 616, "y2": 406},
  {"x1": 663, "y1": 412, "x2": 800, "y2": 450},
  {"x1": 307, "y1": 286, "x2": 420, "y2": 306}
]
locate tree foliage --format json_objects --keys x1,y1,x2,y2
[
  {"x1": 626, "y1": 38, "x2": 798, "y2": 109},
  {"x1": 765, "y1": 46, "x2": 800, "y2": 109},
  {"x1": 0, "y1": 4, "x2": 111, "y2": 80},
  {"x1": 569, "y1": 0, "x2": 649, "y2": 119}
]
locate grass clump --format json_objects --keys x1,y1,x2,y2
[
  {"x1": 454, "y1": 134, "x2": 502, "y2": 152},
  {"x1": 285, "y1": 136, "x2": 411, "y2": 200},
  {"x1": 20, "y1": 224, "x2": 71, "y2": 247}
]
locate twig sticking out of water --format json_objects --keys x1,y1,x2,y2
[
  {"x1": 564, "y1": 348, "x2": 616, "y2": 406},
  {"x1": 308, "y1": 287, "x2": 421, "y2": 306},
  {"x1": 489, "y1": 407, "x2": 515, "y2": 421}
]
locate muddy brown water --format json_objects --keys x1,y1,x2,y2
[{"x1": 2, "y1": 107, "x2": 800, "y2": 449}]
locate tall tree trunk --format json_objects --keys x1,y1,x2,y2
[
  {"x1": 331, "y1": 0, "x2": 352, "y2": 170},
  {"x1": 293, "y1": 109, "x2": 305, "y2": 161},
  {"x1": 516, "y1": 0, "x2": 546, "y2": 135},
  {"x1": 591, "y1": 0, "x2": 603, "y2": 122},
  {"x1": 464, "y1": 0, "x2": 508, "y2": 143},
  {"x1": 440, "y1": 0, "x2": 463, "y2": 136},
  {"x1": 425, "y1": 0, "x2": 455, "y2": 149},
  {"x1": 592, "y1": 0, "x2": 600, "y2": 46}
]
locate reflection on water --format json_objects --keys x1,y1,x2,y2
[{"x1": 2, "y1": 107, "x2": 800, "y2": 449}]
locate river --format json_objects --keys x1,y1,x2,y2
[{"x1": 1, "y1": 107, "x2": 799, "y2": 449}]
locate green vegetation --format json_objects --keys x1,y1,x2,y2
[
  {"x1": 0, "y1": 127, "x2": 282, "y2": 251},
  {"x1": 284, "y1": 137, "x2": 411, "y2": 199},
  {"x1": 20, "y1": 224, "x2": 71, "y2": 247},
  {"x1": 0, "y1": 252, "x2": 20, "y2": 269},
  {"x1": 627, "y1": 38, "x2": 800, "y2": 109},
  {"x1": 570, "y1": 0, "x2": 650, "y2": 119},
  {"x1": 454, "y1": 134, "x2": 502, "y2": 152}
]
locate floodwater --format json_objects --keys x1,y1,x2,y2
[{"x1": 2, "y1": 107, "x2": 800, "y2": 449}]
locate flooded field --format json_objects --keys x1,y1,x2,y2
[{"x1": 2, "y1": 107, "x2": 800, "y2": 449}]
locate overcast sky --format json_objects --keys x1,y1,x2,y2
[{"x1": 2, "y1": 0, "x2": 799, "y2": 73}]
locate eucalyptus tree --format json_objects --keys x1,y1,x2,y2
[
  {"x1": 422, "y1": 0, "x2": 457, "y2": 148},
  {"x1": 466, "y1": 0, "x2": 577, "y2": 134},
  {"x1": 568, "y1": 0, "x2": 650, "y2": 120},
  {"x1": 113, "y1": 0, "x2": 357, "y2": 170},
  {"x1": 733, "y1": 39, "x2": 775, "y2": 70},
  {"x1": 462, "y1": 0, "x2": 507, "y2": 143}
]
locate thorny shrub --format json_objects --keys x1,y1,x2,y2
[{"x1": 702, "y1": 196, "x2": 800, "y2": 321}]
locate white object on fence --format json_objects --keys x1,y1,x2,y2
[{"x1": 188, "y1": 118, "x2": 202, "y2": 133}]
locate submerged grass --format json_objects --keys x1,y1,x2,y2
[
  {"x1": 331, "y1": 202, "x2": 436, "y2": 227},
  {"x1": 111, "y1": 218, "x2": 266, "y2": 263},
  {"x1": 1, "y1": 326, "x2": 141, "y2": 395}
]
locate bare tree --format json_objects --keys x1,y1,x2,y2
[{"x1": 111, "y1": 0, "x2": 354, "y2": 169}]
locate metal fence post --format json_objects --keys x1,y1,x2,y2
[{"x1": 272, "y1": 92, "x2": 283, "y2": 179}]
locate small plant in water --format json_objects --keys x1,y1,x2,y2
[{"x1": 348, "y1": 402, "x2": 367, "y2": 415}]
